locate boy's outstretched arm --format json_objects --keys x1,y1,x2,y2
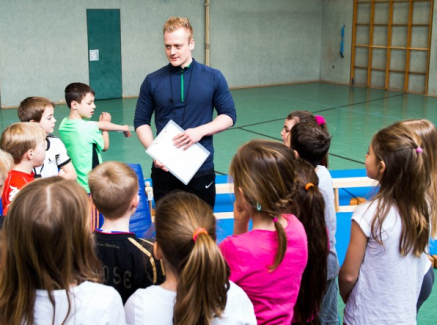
[
  {"x1": 95, "y1": 112, "x2": 131, "y2": 137},
  {"x1": 99, "y1": 113, "x2": 111, "y2": 151}
]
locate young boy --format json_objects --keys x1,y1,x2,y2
[
  {"x1": 290, "y1": 121, "x2": 340, "y2": 325},
  {"x1": 88, "y1": 161, "x2": 164, "y2": 304},
  {"x1": 0, "y1": 123, "x2": 46, "y2": 215},
  {"x1": 59, "y1": 82, "x2": 131, "y2": 193},
  {"x1": 17, "y1": 96, "x2": 77, "y2": 180}
]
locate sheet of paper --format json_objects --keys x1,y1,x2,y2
[{"x1": 146, "y1": 120, "x2": 210, "y2": 185}]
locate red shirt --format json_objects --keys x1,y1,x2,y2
[{"x1": 1, "y1": 170, "x2": 34, "y2": 215}]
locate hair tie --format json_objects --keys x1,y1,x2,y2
[
  {"x1": 305, "y1": 183, "x2": 315, "y2": 191},
  {"x1": 315, "y1": 115, "x2": 326, "y2": 126},
  {"x1": 416, "y1": 146, "x2": 423, "y2": 154},
  {"x1": 193, "y1": 228, "x2": 208, "y2": 242},
  {"x1": 272, "y1": 217, "x2": 278, "y2": 223}
]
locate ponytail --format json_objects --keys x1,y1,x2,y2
[
  {"x1": 155, "y1": 192, "x2": 229, "y2": 325},
  {"x1": 271, "y1": 218, "x2": 287, "y2": 271},
  {"x1": 174, "y1": 232, "x2": 229, "y2": 325},
  {"x1": 293, "y1": 160, "x2": 329, "y2": 324}
]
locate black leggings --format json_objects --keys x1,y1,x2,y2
[{"x1": 417, "y1": 264, "x2": 435, "y2": 312}]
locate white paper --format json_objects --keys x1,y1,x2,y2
[
  {"x1": 89, "y1": 50, "x2": 99, "y2": 61},
  {"x1": 146, "y1": 120, "x2": 210, "y2": 185}
]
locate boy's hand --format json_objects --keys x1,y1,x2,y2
[
  {"x1": 123, "y1": 125, "x2": 132, "y2": 137},
  {"x1": 99, "y1": 112, "x2": 112, "y2": 122}
]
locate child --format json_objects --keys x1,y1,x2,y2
[
  {"x1": 0, "y1": 177, "x2": 125, "y2": 324},
  {"x1": 17, "y1": 96, "x2": 77, "y2": 179},
  {"x1": 124, "y1": 191, "x2": 256, "y2": 325},
  {"x1": 0, "y1": 150, "x2": 13, "y2": 226},
  {"x1": 339, "y1": 123, "x2": 431, "y2": 324},
  {"x1": 280, "y1": 110, "x2": 328, "y2": 145},
  {"x1": 88, "y1": 161, "x2": 165, "y2": 304},
  {"x1": 59, "y1": 82, "x2": 131, "y2": 194},
  {"x1": 291, "y1": 158, "x2": 329, "y2": 325},
  {"x1": 290, "y1": 120, "x2": 340, "y2": 325},
  {"x1": 397, "y1": 119, "x2": 436, "y2": 312},
  {"x1": 281, "y1": 110, "x2": 328, "y2": 167},
  {"x1": 219, "y1": 139, "x2": 309, "y2": 324},
  {"x1": 0, "y1": 122, "x2": 46, "y2": 215}
]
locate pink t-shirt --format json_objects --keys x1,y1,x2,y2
[{"x1": 219, "y1": 214, "x2": 308, "y2": 325}]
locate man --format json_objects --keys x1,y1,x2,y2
[{"x1": 134, "y1": 17, "x2": 236, "y2": 208}]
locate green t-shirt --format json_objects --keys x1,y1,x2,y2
[{"x1": 59, "y1": 118, "x2": 104, "y2": 193}]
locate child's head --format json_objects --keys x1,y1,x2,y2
[
  {"x1": 0, "y1": 177, "x2": 101, "y2": 325},
  {"x1": 290, "y1": 121, "x2": 331, "y2": 167},
  {"x1": 0, "y1": 122, "x2": 46, "y2": 166},
  {"x1": 292, "y1": 158, "x2": 328, "y2": 323},
  {"x1": 368, "y1": 123, "x2": 429, "y2": 256},
  {"x1": 65, "y1": 83, "x2": 96, "y2": 119},
  {"x1": 230, "y1": 139, "x2": 298, "y2": 269},
  {"x1": 88, "y1": 161, "x2": 139, "y2": 220},
  {"x1": 0, "y1": 150, "x2": 13, "y2": 193},
  {"x1": 281, "y1": 110, "x2": 328, "y2": 145},
  {"x1": 155, "y1": 191, "x2": 228, "y2": 324},
  {"x1": 17, "y1": 96, "x2": 56, "y2": 134}
]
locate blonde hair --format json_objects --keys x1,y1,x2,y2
[
  {"x1": 0, "y1": 177, "x2": 102, "y2": 325},
  {"x1": 230, "y1": 139, "x2": 298, "y2": 270},
  {"x1": 88, "y1": 161, "x2": 139, "y2": 219},
  {"x1": 370, "y1": 123, "x2": 429, "y2": 256},
  {"x1": 398, "y1": 119, "x2": 437, "y2": 239},
  {"x1": 155, "y1": 191, "x2": 229, "y2": 325},
  {"x1": 0, "y1": 150, "x2": 13, "y2": 192},
  {"x1": 0, "y1": 122, "x2": 46, "y2": 164},
  {"x1": 18, "y1": 96, "x2": 55, "y2": 122},
  {"x1": 163, "y1": 17, "x2": 193, "y2": 40}
]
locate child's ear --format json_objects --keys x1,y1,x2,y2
[
  {"x1": 378, "y1": 160, "x2": 386, "y2": 176},
  {"x1": 132, "y1": 194, "x2": 140, "y2": 209},
  {"x1": 236, "y1": 187, "x2": 249, "y2": 212},
  {"x1": 71, "y1": 100, "x2": 78, "y2": 109},
  {"x1": 153, "y1": 242, "x2": 162, "y2": 260},
  {"x1": 293, "y1": 150, "x2": 299, "y2": 158},
  {"x1": 26, "y1": 148, "x2": 34, "y2": 160}
]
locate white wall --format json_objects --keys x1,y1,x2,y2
[
  {"x1": 320, "y1": 0, "x2": 354, "y2": 84},
  {"x1": 0, "y1": 0, "x2": 324, "y2": 107}
]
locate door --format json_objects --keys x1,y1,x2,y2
[{"x1": 87, "y1": 9, "x2": 122, "y2": 100}]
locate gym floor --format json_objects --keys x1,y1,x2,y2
[{"x1": 1, "y1": 82, "x2": 435, "y2": 323}]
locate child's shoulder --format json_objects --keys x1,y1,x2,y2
[
  {"x1": 59, "y1": 118, "x2": 97, "y2": 129},
  {"x1": 93, "y1": 231, "x2": 154, "y2": 254},
  {"x1": 219, "y1": 231, "x2": 264, "y2": 256},
  {"x1": 46, "y1": 134, "x2": 65, "y2": 147}
]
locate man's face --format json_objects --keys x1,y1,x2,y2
[{"x1": 164, "y1": 28, "x2": 194, "y2": 68}]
